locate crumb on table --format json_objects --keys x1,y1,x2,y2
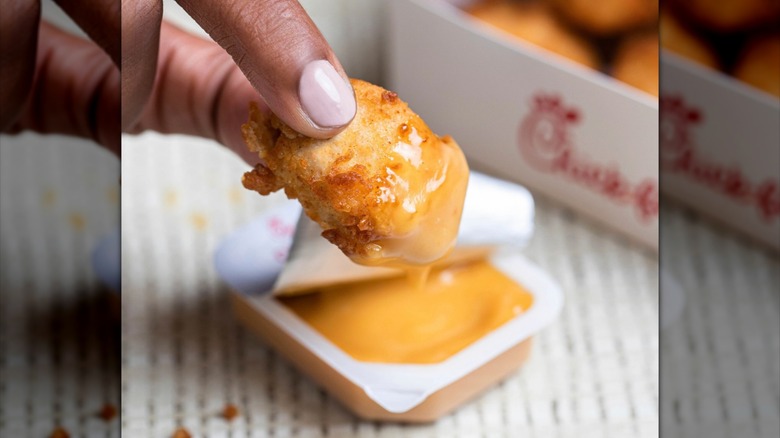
[
  {"x1": 68, "y1": 213, "x2": 86, "y2": 231},
  {"x1": 190, "y1": 212, "x2": 208, "y2": 230},
  {"x1": 172, "y1": 427, "x2": 192, "y2": 438},
  {"x1": 50, "y1": 427, "x2": 69, "y2": 438},
  {"x1": 99, "y1": 403, "x2": 117, "y2": 421},
  {"x1": 222, "y1": 403, "x2": 239, "y2": 421}
]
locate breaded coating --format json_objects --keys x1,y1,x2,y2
[
  {"x1": 242, "y1": 79, "x2": 469, "y2": 266},
  {"x1": 613, "y1": 33, "x2": 659, "y2": 97},
  {"x1": 467, "y1": 0, "x2": 599, "y2": 69}
]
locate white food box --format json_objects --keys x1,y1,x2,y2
[
  {"x1": 660, "y1": 53, "x2": 780, "y2": 251},
  {"x1": 386, "y1": 0, "x2": 659, "y2": 249}
]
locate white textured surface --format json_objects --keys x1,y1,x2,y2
[
  {"x1": 660, "y1": 203, "x2": 780, "y2": 438},
  {"x1": 1, "y1": 134, "x2": 120, "y2": 437},
  {"x1": 120, "y1": 132, "x2": 659, "y2": 437}
]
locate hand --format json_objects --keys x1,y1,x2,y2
[
  {"x1": 0, "y1": 0, "x2": 121, "y2": 154},
  {"x1": 125, "y1": 0, "x2": 357, "y2": 164},
  {"x1": 1, "y1": 0, "x2": 357, "y2": 163}
]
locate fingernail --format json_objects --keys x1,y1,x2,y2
[{"x1": 299, "y1": 60, "x2": 356, "y2": 128}]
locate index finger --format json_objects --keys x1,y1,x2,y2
[{"x1": 175, "y1": 0, "x2": 356, "y2": 139}]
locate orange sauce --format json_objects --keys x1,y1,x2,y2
[
  {"x1": 279, "y1": 260, "x2": 534, "y2": 364},
  {"x1": 350, "y1": 121, "x2": 469, "y2": 271}
]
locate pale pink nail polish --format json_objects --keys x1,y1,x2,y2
[{"x1": 299, "y1": 60, "x2": 356, "y2": 128}]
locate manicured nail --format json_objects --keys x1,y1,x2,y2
[{"x1": 299, "y1": 60, "x2": 356, "y2": 128}]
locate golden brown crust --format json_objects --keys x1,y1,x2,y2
[{"x1": 241, "y1": 79, "x2": 463, "y2": 260}]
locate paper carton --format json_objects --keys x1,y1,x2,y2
[
  {"x1": 386, "y1": 0, "x2": 659, "y2": 249},
  {"x1": 660, "y1": 53, "x2": 780, "y2": 251}
]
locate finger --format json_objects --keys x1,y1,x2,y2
[
  {"x1": 121, "y1": 0, "x2": 162, "y2": 129},
  {"x1": 0, "y1": 0, "x2": 40, "y2": 130},
  {"x1": 132, "y1": 22, "x2": 262, "y2": 165},
  {"x1": 7, "y1": 22, "x2": 121, "y2": 155},
  {"x1": 175, "y1": 0, "x2": 356, "y2": 139},
  {"x1": 53, "y1": 0, "x2": 120, "y2": 66}
]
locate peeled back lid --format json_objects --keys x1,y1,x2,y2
[{"x1": 271, "y1": 171, "x2": 535, "y2": 296}]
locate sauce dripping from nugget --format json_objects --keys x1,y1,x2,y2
[{"x1": 280, "y1": 260, "x2": 534, "y2": 364}]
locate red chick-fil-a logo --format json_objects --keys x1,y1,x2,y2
[
  {"x1": 267, "y1": 215, "x2": 296, "y2": 262},
  {"x1": 660, "y1": 95, "x2": 779, "y2": 222},
  {"x1": 518, "y1": 93, "x2": 658, "y2": 222}
]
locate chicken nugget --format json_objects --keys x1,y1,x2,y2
[
  {"x1": 242, "y1": 79, "x2": 469, "y2": 267},
  {"x1": 613, "y1": 32, "x2": 659, "y2": 96},
  {"x1": 674, "y1": 0, "x2": 780, "y2": 32},
  {"x1": 734, "y1": 33, "x2": 780, "y2": 97},
  {"x1": 467, "y1": 0, "x2": 599, "y2": 69},
  {"x1": 551, "y1": 0, "x2": 658, "y2": 36},
  {"x1": 660, "y1": 10, "x2": 719, "y2": 69}
]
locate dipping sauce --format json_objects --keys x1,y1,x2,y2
[
  {"x1": 279, "y1": 260, "x2": 534, "y2": 364},
  {"x1": 347, "y1": 117, "x2": 468, "y2": 290}
]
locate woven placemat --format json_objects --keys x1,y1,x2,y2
[
  {"x1": 660, "y1": 201, "x2": 780, "y2": 438},
  {"x1": 1, "y1": 134, "x2": 121, "y2": 437}
]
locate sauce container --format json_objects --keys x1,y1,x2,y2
[{"x1": 215, "y1": 173, "x2": 563, "y2": 421}]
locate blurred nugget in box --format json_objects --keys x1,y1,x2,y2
[
  {"x1": 660, "y1": 9, "x2": 719, "y2": 69},
  {"x1": 551, "y1": 0, "x2": 658, "y2": 36},
  {"x1": 674, "y1": 0, "x2": 780, "y2": 32},
  {"x1": 613, "y1": 32, "x2": 659, "y2": 96},
  {"x1": 467, "y1": 0, "x2": 599, "y2": 69},
  {"x1": 734, "y1": 33, "x2": 780, "y2": 97}
]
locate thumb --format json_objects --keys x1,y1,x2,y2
[{"x1": 175, "y1": 0, "x2": 356, "y2": 139}]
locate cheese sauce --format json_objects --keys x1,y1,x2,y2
[
  {"x1": 350, "y1": 122, "x2": 469, "y2": 271},
  {"x1": 279, "y1": 260, "x2": 534, "y2": 364}
]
